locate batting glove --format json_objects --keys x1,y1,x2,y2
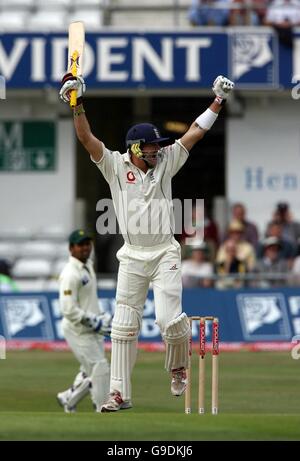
[
  {"x1": 59, "y1": 73, "x2": 86, "y2": 103},
  {"x1": 81, "y1": 312, "x2": 112, "y2": 336},
  {"x1": 212, "y1": 75, "x2": 234, "y2": 99}
]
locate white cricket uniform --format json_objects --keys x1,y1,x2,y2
[
  {"x1": 92, "y1": 141, "x2": 190, "y2": 402},
  {"x1": 59, "y1": 256, "x2": 109, "y2": 407},
  {"x1": 92, "y1": 140, "x2": 189, "y2": 330}
]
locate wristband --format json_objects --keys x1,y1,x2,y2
[
  {"x1": 195, "y1": 108, "x2": 218, "y2": 130},
  {"x1": 74, "y1": 105, "x2": 85, "y2": 117},
  {"x1": 214, "y1": 96, "x2": 225, "y2": 105}
]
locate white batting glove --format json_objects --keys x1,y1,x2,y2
[
  {"x1": 212, "y1": 75, "x2": 234, "y2": 99},
  {"x1": 59, "y1": 73, "x2": 86, "y2": 103}
]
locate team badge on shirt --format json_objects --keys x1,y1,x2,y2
[{"x1": 81, "y1": 276, "x2": 89, "y2": 286}]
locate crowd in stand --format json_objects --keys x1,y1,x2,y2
[
  {"x1": 180, "y1": 202, "x2": 300, "y2": 289},
  {"x1": 188, "y1": 0, "x2": 300, "y2": 28},
  {"x1": 1, "y1": 201, "x2": 300, "y2": 291}
]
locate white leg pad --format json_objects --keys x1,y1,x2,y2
[
  {"x1": 163, "y1": 312, "x2": 190, "y2": 372},
  {"x1": 73, "y1": 370, "x2": 87, "y2": 387},
  {"x1": 67, "y1": 375, "x2": 91, "y2": 408},
  {"x1": 110, "y1": 305, "x2": 140, "y2": 401},
  {"x1": 90, "y1": 359, "x2": 110, "y2": 410}
]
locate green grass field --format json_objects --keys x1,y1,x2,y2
[{"x1": 0, "y1": 350, "x2": 299, "y2": 441}]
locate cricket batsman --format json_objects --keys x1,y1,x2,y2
[{"x1": 59, "y1": 73, "x2": 234, "y2": 412}]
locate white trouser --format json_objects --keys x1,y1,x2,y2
[
  {"x1": 116, "y1": 238, "x2": 182, "y2": 331},
  {"x1": 110, "y1": 238, "x2": 183, "y2": 401},
  {"x1": 63, "y1": 324, "x2": 110, "y2": 408}
]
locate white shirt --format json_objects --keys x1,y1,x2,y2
[
  {"x1": 59, "y1": 256, "x2": 100, "y2": 335},
  {"x1": 92, "y1": 140, "x2": 189, "y2": 247},
  {"x1": 266, "y1": 0, "x2": 300, "y2": 24},
  {"x1": 181, "y1": 260, "x2": 214, "y2": 288}
]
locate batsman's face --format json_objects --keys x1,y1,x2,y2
[
  {"x1": 141, "y1": 143, "x2": 161, "y2": 167},
  {"x1": 71, "y1": 240, "x2": 92, "y2": 263}
]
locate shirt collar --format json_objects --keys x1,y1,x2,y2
[
  {"x1": 123, "y1": 150, "x2": 132, "y2": 164},
  {"x1": 69, "y1": 256, "x2": 88, "y2": 270}
]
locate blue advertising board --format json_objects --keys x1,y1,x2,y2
[
  {"x1": 1, "y1": 287, "x2": 300, "y2": 345},
  {"x1": 0, "y1": 28, "x2": 298, "y2": 90}
]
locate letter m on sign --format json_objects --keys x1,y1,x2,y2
[
  {"x1": 0, "y1": 122, "x2": 22, "y2": 150},
  {"x1": 0, "y1": 75, "x2": 5, "y2": 99}
]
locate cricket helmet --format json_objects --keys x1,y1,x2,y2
[{"x1": 125, "y1": 123, "x2": 170, "y2": 148}]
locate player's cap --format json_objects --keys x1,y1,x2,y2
[
  {"x1": 228, "y1": 220, "x2": 244, "y2": 232},
  {"x1": 189, "y1": 241, "x2": 208, "y2": 251},
  {"x1": 69, "y1": 229, "x2": 92, "y2": 245},
  {"x1": 263, "y1": 236, "x2": 281, "y2": 248},
  {"x1": 126, "y1": 123, "x2": 170, "y2": 148}
]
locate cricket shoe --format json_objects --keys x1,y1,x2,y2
[
  {"x1": 57, "y1": 389, "x2": 76, "y2": 413},
  {"x1": 99, "y1": 390, "x2": 132, "y2": 412},
  {"x1": 171, "y1": 367, "x2": 187, "y2": 396}
]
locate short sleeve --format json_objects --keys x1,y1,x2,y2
[
  {"x1": 164, "y1": 140, "x2": 189, "y2": 178},
  {"x1": 91, "y1": 143, "x2": 121, "y2": 183},
  {"x1": 59, "y1": 272, "x2": 84, "y2": 325}
]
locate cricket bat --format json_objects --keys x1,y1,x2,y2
[{"x1": 68, "y1": 21, "x2": 85, "y2": 109}]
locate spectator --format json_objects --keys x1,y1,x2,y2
[
  {"x1": 0, "y1": 259, "x2": 18, "y2": 292},
  {"x1": 182, "y1": 242, "x2": 214, "y2": 288},
  {"x1": 264, "y1": 0, "x2": 300, "y2": 26},
  {"x1": 259, "y1": 220, "x2": 296, "y2": 266},
  {"x1": 254, "y1": 236, "x2": 289, "y2": 287},
  {"x1": 264, "y1": 0, "x2": 300, "y2": 47},
  {"x1": 228, "y1": 202, "x2": 259, "y2": 247},
  {"x1": 215, "y1": 238, "x2": 247, "y2": 289},
  {"x1": 271, "y1": 202, "x2": 300, "y2": 246},
  {"x1": 180, "y1": 204, "x2": 219, "y2": 262},
  {"x1": 188, "y1": 0, "x2": 230, "y2": 26},
  {"x1": 291, "y1": 254, "x2": 300, "y2": 285},
  {"x1": 229, "y1": 0, "x2": 262, "y2": 25},
  {"x1": 204, "y1": 209, "x2": 220, "y2": 261},
  {"x1": 216, "y1": 220, "x2": 256, "y2": 271}
]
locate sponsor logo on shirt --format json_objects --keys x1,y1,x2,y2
[
  {"x1": 126, "y1": 171, "x2": 136, "y2": 183},
  {"x1": 169, "y1": 264, "x2": 178, "y2": 271},
  {"x1": 149, "y1": 171, "x2": 156, "y2": 184}
]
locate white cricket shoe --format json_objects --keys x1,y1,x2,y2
[
  {"x1": 171, "y1": 368, "x2": 187, "y2": 396},
  {"x1": 99, "y1": 390, "x2": 132, "y2": 413},
  {"x1": 57, "y1": 389, "x2": 76, "y2": 413}
]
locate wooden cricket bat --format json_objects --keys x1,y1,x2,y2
[{"x1": 68, "y1": 21, "x2": 85, "y2": 109}]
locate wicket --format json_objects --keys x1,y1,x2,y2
[{"x1": 185, "y1": 316, "x2": 219, "y2": 415}]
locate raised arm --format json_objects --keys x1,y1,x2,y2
[
  {"x1": 59, "y1": 74, "x2": 103, "y2": 163},
  {"x1": 180, "y1": 76, "x2": 234, "y2": 152}
]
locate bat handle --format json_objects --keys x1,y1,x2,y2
[
  {"x1": 70, "y1": 89, "x2": 77, "y2": 109},
  {"x1": 69, "y1": 50, "x2": 79, "y2": 109}
]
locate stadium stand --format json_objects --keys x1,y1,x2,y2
[
  {"x1": 0, "y1": 227, "x2": 33, "y2": 241},
  {"x1": 12, "y1": 258, "x2": 53, "y2": 278},
  {"x1": 19, "y1": 241, "x2": 59, "y2": 259},
  {"x1": 68, "y1": 7, "x2": 104, "y2": 30},
  {"x1": 0, "y1": 0, "x2": 193, "y2": 30},
  {"x1": 0, "y1": 243, "x2": 19, "y2": 265}
]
